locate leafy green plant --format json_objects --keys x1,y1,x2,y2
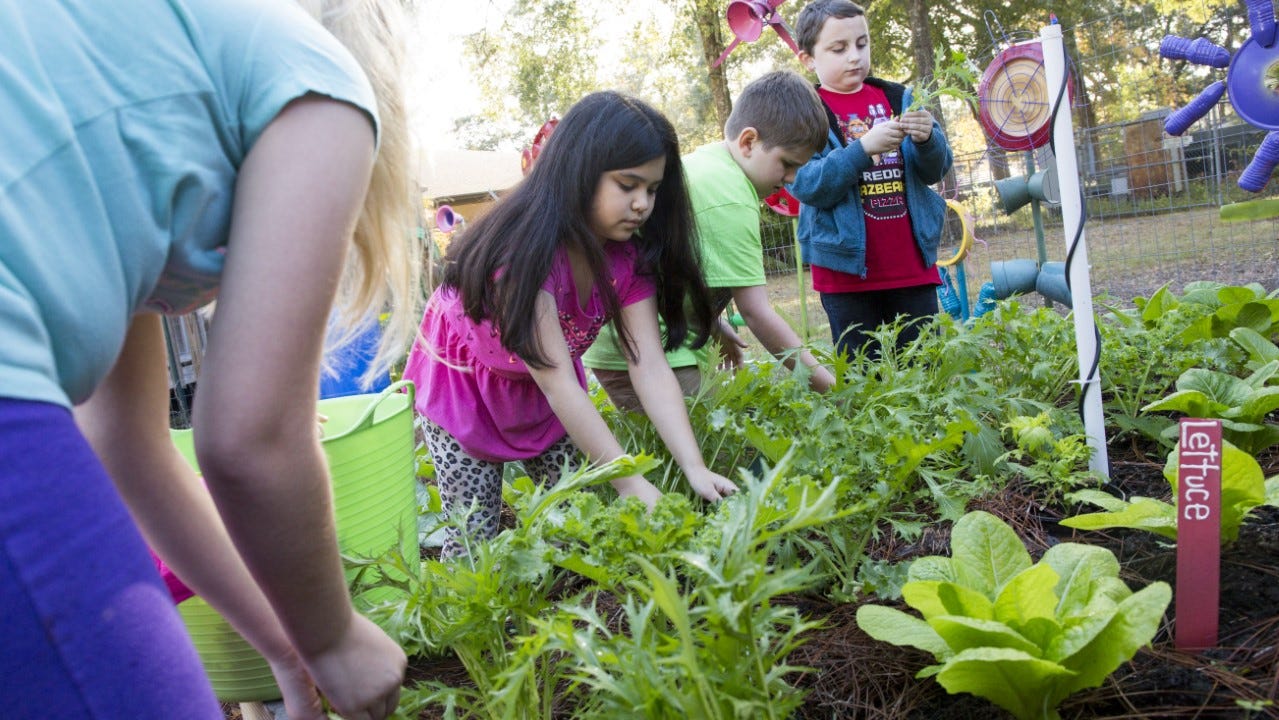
[
  {"x1": 907, "y1": 50, "x2": 978, "y2": 112},
  {"x1": 1061, "y1": 440, "x2": 1279, "y2": 543},
  {"x1": 363, "y1": 449, "x2": 852, "y2": 719},
  {"x1": 1142, "y1": 360, "x2": 1279, "y2": 455},
  {"x1": 359, "y1": 455, "x2": 666, "y2": 719},
  {"x1": 1176, "y1": 282, "x2": 1279, "y2": 346},
  {"x1": 968, "y1": 301, "x2": 1078, "y2": 405},
  {"x1": 1231, "y1": 325, "x2": 1279, "y2": 371},
  {"x1": 621, "y1": 308, "x2": 1104, "y2": 602},
  {"x1": 360, "y1": 278, "x2": 1279, "y2": 718},
  {"x1": 1100, "y1": 285, "x2": 1220, "y2": 443},
  {"x1": 1101, "y1": 282, "x2": 1278, "y2": 450},
  {"x1": 1001, "y1": 413, "x2": 1100, "y2": 501},
  {"x1": 495, "y1": 451, "x2": 843, "y2": 719},
  {"x1": 856, "y1": 511, "x2": 1170, "y2": 720},
  {"x1": 521, "y1": 478, "x2": 704, "y2": 589}
]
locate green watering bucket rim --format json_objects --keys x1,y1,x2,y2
[
  {"x1": 169, "y1": 381, "x2": 415, "y2": 466},
  {"x1": 321, "y1": 379, "x2": 414, "y2": 442}
]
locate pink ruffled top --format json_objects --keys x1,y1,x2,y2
[
  {"x1": 403, "y1": 241, "x2": 654, "y2": 461},
  {"x1": 151, "y1": 550, "x2": 195, "y2": 605}
]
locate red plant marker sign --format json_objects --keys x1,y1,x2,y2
[{"x1": 1175, "y1": 418, "x2": 1222, "y2": 651}]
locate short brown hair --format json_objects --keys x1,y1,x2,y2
[
  {"x1": 724, "y1": 70, "x2": 828, "y2": 155},
  {"x1": 795, "y1": 0, "x2": 866, "y2": 55}
]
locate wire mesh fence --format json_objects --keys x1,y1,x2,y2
[{"x1": 759, "y1": 6, "x2": 1279, "y2": 334}]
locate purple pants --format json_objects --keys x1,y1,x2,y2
[{"x1": 0, "y1": 398, "x2": 220, "y2": 718}]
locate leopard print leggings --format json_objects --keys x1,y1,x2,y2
[{"x1": 419, "y1": 418, "x2": 580, "y2": 558}]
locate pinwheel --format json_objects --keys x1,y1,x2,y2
[
  {"x1": 1160, "y1": 0, "x2": 1279, "y2": 192},
  {"x1": 712, "y1": 0, "x2": 799, "y2": 67}
]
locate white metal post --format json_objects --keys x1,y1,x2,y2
[{"x1": 1041, "y1": 23, "x2": 1110, "y2": 477}]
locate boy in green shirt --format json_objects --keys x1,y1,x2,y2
[{"x1": 583, "y1": 70, "x2": 837, "y2": 410}]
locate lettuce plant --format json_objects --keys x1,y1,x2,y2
[
  {"x1": 1175, "y1": 282, "x2": 1279, "y2": 346},
  {"x1": 1142, "y1": 360, "x2": 1279, "y2": 455},
  {"x1": 1061, "y1": 440, "x2": 1279, "y2": 543},
  {"x1": 856, "y1": 511, "x2": 1170, "y2": 720}
]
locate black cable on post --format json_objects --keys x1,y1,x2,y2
[{"x1": 1045, "y1": 63, "x2": 1102, "y2": 425}]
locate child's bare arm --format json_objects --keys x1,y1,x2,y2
[
  {"x1": 192, "y1": 95, "x2": 405, "y2": 718},
  {"x1": 526, "y1": 292, "x2": 662, "y2": 507},
  {"x1": 75, "y1": 316, "x2": 325, "y2": 720},
  {"x1": 620, "y1": 298, "x2": 737, "y2": 502},
  {"x1": 732, "y1": 285, "x2": 835, "y2": 393}
]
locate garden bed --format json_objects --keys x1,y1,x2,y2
[
  {"x1": 226, "y1": 280, "x2": 1279, "y2": 720},
  {"x1": 386, "y1": 439, "x2": 1279, "y2": 719}
]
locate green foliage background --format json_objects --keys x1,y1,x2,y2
[{"x1": 440, "y1": 0, "x2": 1248, "y2": 151}]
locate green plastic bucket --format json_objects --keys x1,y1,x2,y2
[{"x1": 171, "y1": 380, "x2": 417, "y2": 702}]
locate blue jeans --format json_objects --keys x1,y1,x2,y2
[{"x1": 821, "y1": 284, "x2": 939, "y2": 359}]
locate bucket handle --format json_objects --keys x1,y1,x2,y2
[{"x1": 347, "y1": 379, "x2": 415, "y2": 435}]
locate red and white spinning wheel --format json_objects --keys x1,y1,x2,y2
[{"x1": 978, "y1": 41, "x2": 1071, "y2": 152}]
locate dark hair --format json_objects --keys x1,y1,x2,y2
[
  {"x1": 795, "y1": 0, "x2": 866, "y2": 55},
  {"x1": 724, "y1": 70, "x2": 828, "y2": 156},
  {"x1": 442, "y1": 91, "x2": 713, "y2": 368}
]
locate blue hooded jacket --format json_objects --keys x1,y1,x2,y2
[{"x1": 789, "y1": 78, "x2": 953, "y2": 279}]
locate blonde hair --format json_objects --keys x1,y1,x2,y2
[{"x1": 301, "y1": 0, "x2": 424, "y2": 387}]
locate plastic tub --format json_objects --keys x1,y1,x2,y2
[{"x1": 171, "y1": 380, "x2": 416, "y2": 702}]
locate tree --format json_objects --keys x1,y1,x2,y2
[
  {"x1": 667, "y1": 0, "x2": 734, "y2": 133},
  {"x1": 613, "y1": 12, "x2": 721, "y2": 148},
  {"x1": 661, "y1": 0, "x2": 828, "y2": 137},
  {"x1": 458, "y1": 0, "x2": 602, "y2": 149},
  {"x1": 906, "y1": 0, "x2": 938, "y2": 104}
]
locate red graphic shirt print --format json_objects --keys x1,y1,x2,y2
[{"x1": 812, "y1": 84, "x2": 939, "y2": 293}]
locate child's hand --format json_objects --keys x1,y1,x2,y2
[
  {"x1": 859, "y1": 120, "x2": 905, "y2": 156},
  {"x1": 898, "y1": 110, "x2": 934, "y2": 143},
  {"x1": 613, "y1": 475, "x2": 662, "y2": 510},
  {"x1": 267, "y1": 651, "x2": 324, "y2": 720},
  {"x1": 685, "y1": 467, "x2": 738, "y2": 502},
  {"x1": 304, "y1": 612, "x2": 407, "y2": 720},
  {"x1": 714, "y1": 318, "x2": 748, "y2": 371}
]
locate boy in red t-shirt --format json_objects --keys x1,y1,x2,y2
[{"x1": 790, "y1": 0, "x2": 953, "y2": 358}]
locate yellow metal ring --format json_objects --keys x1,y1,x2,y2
[{"x1": 935, "y1": 199, "x2": 974, "y2": 267}]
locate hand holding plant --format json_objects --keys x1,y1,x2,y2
[
  {"x1": 898, "y1": 109, "x2": 934, "y2": 143},
  {"x1": 683, "y1": 464, "x2": 739, "y2": 502},
  {"x1": 859, "y1": 119, "x2": 905, "y2": 156}
]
